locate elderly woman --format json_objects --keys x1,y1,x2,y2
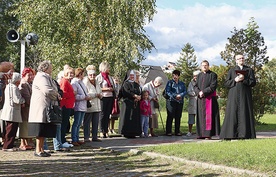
[
  {"x1": 96, "y1": 61, "x2": 115, "y2": 138},
  {"x1": 119, "y1": 70, "x2": 142, "y2": 138},
  {"x1": 28, "y1": 61, "x2": 61, "y2": 157},
  {"x1": 1, "y1": 72, "x2": 25, "y2": 151},
  {"x1": 71, "y1": 68, "x2": 91, "y2": 146},
  {"x1": 83, "y1": 65, "x2": 102, "y2": 142},
  {"x1": 59, "y1": 66, "x2": 75, "y2": 148},
  {"x1": 142, "y1": 76, "x2": 164, "y2": 137},
  {"x1": 18, "y1": 68, "x2": 35, "y2": 150}
]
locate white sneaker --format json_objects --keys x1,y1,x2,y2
[
  {"x1": 62, "y1": 142, "x2": 74, "y2": 148},
  {"x1": 186, "y1": 132, "x2": 192, "y2": 137}
]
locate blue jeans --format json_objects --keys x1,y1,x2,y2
[
  {"x1": 53, "y1": 124, "x2": 62, "y2": 150},
  {"x1": 71, "y1": 111, "x2": 85, "y2": 142},
  {"x1": 83, "y1": 112, "x2": 100, "y2": 140},
  {"x1": 141, "y1": 115, "x2": 149, "y2": 136}
]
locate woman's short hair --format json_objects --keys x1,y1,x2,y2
[
  {"x1": 86, "y1": 65, "x2": 96, "y2": 72},
  {"x1": 99, "y1": 61, "x2": 110, "y2": 72},
  {"x1": 154, "y1": 76, "x2": 163, "y2": 86},
  {"x1": 172, "y1": 70, "x2": 181, "y2": 76},
  {"x1": 64, "y1": 67, "x2": 74, "y2": 77},
  {"x1": 75, "y1": 68, "x2": 84, "y2": 77},
  {"x1": 11, "y1": 72, "x2": 21, "y2": 84},
  {"x1": 38, "y1": 61, "x2": 51, "y2": 72},
  {"x1": 22, "y1": 67, "x2": 34, "y2": 77}
]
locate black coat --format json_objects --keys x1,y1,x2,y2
[
  {"x1": 194, "y1": 70, "x2": 220, "y2": 138},
  {"x1": 220, "y1": 65, "x2": 256, "y2": 139}
]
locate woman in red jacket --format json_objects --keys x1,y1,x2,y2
[{"x1": 59, "y1": 67, "x2": 75, "y2": 147}]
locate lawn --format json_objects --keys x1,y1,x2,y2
[
  {"x1": 151, "y1": 111, "x2": 276, "y2": 135},
  {"x1": 139, "y1": 113, "x2": 276, "y2": 176}
]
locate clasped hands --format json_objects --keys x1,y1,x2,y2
[{"x1": 235, "y1": 74, "x2": 244, "y2": 82}]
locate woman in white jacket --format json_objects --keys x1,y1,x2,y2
[
  {"x1": 1, "y1": 72, "x2": 25, "y2": 151},
  {"x1": 83, "y1": 65, "x2": 102, "y2": 142}
]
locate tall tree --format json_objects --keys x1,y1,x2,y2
[
  {"x1": 10, "y1": 0, "x2": 156, "y2": 77},
  {"x1": 220, "y1": 17, "x2": 270, "y2": 122},
  {"x1": 176, "y1": 43, "x2": 198, "y2": 86},
  {"x1": 0, "y1": 0, "x2": 21, "y2": 70}
]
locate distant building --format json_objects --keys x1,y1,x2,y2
[{"x1": 161, "y1": 62, "x2": 176, "y2": 73}]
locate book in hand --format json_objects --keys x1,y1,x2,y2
[{"x1": 235, "y1": 70, "x2": 248, "y2": 75}]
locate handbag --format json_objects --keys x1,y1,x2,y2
[
  {"x1": 111, "y1": 98, "x2": 120, "y2": 115},
  {"x1": 87, "y1": 100, "x2": 92, "y2": 108},
  {"x1": 162, "y1": 89, "x2": 169, "y2": 99},
  {"x1": 153, "y1": 100, "x2": 160, "y2": 109},
  {"x1": 79, "y1": 81, "x2": 91, "y2": 108},
  {"x1": 47, "y1": 102, "x2": 62, "y2": 123}
]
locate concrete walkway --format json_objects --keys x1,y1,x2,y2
[{"x1": 0, "y1": 132, "x2": 275, "y2": 176}]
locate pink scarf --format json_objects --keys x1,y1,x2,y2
[{"x1": 101, "y1": 72, "x2": 112, "y2": 87}]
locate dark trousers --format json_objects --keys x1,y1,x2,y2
[
  {"x1": 61, "y1": 106, "x2": 73, "y2": 144},
  {"x1": 100, "y1": 97, "x2": 114, "y2": 133},
  {"x1": 166, "y1": 101, "x2": 184, "y2": 134},
  {"x1": 3, "y1": 121, "x2": 19, "y2": 149}
]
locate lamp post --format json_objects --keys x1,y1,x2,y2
[{"x1": 6, "y1": 30, "x2": 39, "y2": 74}]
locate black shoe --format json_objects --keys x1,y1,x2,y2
[
  {"x1": 34, "y1": 152, "x2": 49, "y2": 157},
  {"x1": 166, "y1": 133, "x2": 172, "y2": 136},
  {"x1": 175, "y1": 133, "x2": 182, "y2": 136},
  {"x1": 92, "y1": 139, "x2": 102, "y2": 142}
]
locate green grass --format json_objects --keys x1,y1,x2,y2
[
  {"x1": 139, "y1": 139, "x2": 276, "y2": 175},
  {"x1": 140, "y1": 112, "x2": 276, "y2": 135}
]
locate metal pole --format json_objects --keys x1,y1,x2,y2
[{"x1": 20, "y1": 40, "x2": 25, "y2": 75}]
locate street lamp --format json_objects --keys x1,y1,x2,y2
[{"x1": 6, "y1": 29, "x2": 39, "y2": 73}]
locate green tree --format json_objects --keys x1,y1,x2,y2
[
  {"x1": 210, "y1": 65, "x2": 229, "y2": 115},
  {"x1": 176, "y1": 43, "x2": 198, "y2": 87},
  {"x1": 10, "y1": 0, "x2": 156, "y2": 77},
  {"x1": 0, "y1": 0, "x2": 21, "y2": 70},
  {"x1": 220, "y1": 17, "x2": 270, "y2": 122},
  {"x1": 262, "y1": 58, "x2": 276, "y2": 114}
]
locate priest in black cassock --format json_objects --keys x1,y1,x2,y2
[
  {"x1": 220, "y1": 55, "x2": 256, "y2": 140},
  {"x1": 194, "y1": 60, "x2": 220, "y2": 139}
]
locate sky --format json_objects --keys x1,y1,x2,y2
[{"x1": 142, "y1": 0, "x2": 276, "y2": 67}]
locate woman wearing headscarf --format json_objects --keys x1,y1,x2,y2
[
  {"x1": 96, "y1": 61, "x2": 115, "y2": 138},
  {"x1": 18, "y1": 68, "x2": 35, "y2": 150},
  {"x1": 28, "y1": 61, "x2": 61, "y2": 157},
  {"x1": 119, "y1": 70, "x2": 142, "y2": 138},
  {"x1": 1, "y1": 72, "x2": 25, "y2": 151}
]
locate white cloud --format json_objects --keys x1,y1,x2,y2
[{"x1": 144, "y1": 3, "x2": 276, "y2": 66}]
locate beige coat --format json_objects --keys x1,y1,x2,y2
[
  {"x1": 0, "y1": 83, "x2": 25, "y2": 122},
  {"x1": 28, "y1": 72, "x2": 59, "y2": 123},
  {"x1": 83, "y1": 77, "x2": 102, "y2": 113}
]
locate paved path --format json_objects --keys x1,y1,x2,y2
[{"x1": 0, "y1": 132, "x2": 274, "y2": 176}]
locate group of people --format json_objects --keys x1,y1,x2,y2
[
  {"x1": 0, "y1": 54, "x2": 257, "y2": 157},
  {"x1": 164, "y1": 55, "x2": 256, "y2": 141}
]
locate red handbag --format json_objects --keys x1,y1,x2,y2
[{"x1": 112, "y1": 99, "x2": 120, "y2": 115}]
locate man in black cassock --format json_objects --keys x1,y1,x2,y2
[
  {"x1": 194, "y1": 60, "x2": 220, "y2": 139},
  {"x1": 220, "y1": 55, "x2": 256, "y2": 140}
]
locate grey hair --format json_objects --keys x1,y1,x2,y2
[
  {"x1": 11, "y1": 72, "x2": 21, "y2": 84},
  {"x1": 99, "y1": 61, "x2": 110, "y2": 72},
  {"x1": 154, "y1": 76, "x2": 164, "y2": 86},
  {"x1": 38, "y1": 60, "x2": 51, "y2": 72}
]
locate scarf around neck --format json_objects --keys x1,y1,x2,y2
[{"x1": 101, "y1": 72, "x2": 112, "y2": 87}]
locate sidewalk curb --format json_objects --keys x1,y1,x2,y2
[{"x1": 129, "y1": 149, "x2": 268, "y2": 177}]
